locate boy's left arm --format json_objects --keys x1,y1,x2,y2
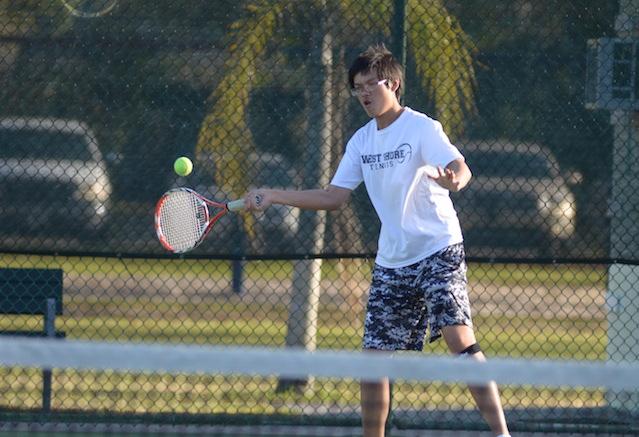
[{"x1": 430, "y1": 158, "x2": 472, "y2": 192}]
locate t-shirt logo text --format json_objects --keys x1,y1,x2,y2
[{"x1": 361, "y1": 143, "x2": 412, "y2": 170}]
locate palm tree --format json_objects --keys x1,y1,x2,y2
[{"x1": 194, "y1": 0, "x2": 476, "y2": 390}]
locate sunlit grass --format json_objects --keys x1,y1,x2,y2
[
  {"x1": 0, "y1": 254, "x2": 607, "y2": 288},
  {"x1": 0, "y1": 254, "x2": 609, "y2": 416},
  {"x1": 0, "y1": 301, "x2": 606, "y2": 415}
]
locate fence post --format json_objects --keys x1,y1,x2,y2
[
  {"x1": 231, "y1": 213, "x2": 246, "y2": 295},
  {"x1": 393, "y1": 0, "x2": 407, "y2": 102},
  {"x1": 42, "y1": 297, "x2": 56, "y2": 412},
  {"x1": 606, "y1": 0, "x2": 639, "y2": 413},
  {"x1": 232, "y1": 259, "x2": 243, "y2": 294}
]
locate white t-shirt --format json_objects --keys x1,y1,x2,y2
[{"x1": 331, "y1": 107, "x2": 464, "y2": 268}]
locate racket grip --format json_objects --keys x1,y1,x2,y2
[{"x1": 227, "y1": 199, "x2": 245, "y2": 212}]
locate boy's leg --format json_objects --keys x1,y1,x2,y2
[
  {"x1": 440, "y1": 324, "x2": 509, "y2": 436},
  {"x1": 360, "y1": 377, "x2": 390, "y2": 437},
  {"x1": 360, "y1": 261, "x2": 428, "y2": 437}
]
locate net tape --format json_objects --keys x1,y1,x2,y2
[{"x1": 1, "y1": 337, "x2": 638, "y2": 390}]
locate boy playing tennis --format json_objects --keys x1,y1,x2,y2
[{"x1": 244, "y1": 44, "x2": 510, "y2": 437}]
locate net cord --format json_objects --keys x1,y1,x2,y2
[{"x1": 0, "y1": 337, "x2": 637, "y2": 390}]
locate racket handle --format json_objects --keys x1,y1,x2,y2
[{"x1": 227, "y1": 199, "x2": 245, "y2": 212}]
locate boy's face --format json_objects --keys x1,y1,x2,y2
[{"x1": 352, "y1": 70, "x2": 398, "y2": 118}]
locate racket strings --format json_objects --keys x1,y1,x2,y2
[{"x1": 158, "y1": 191, "x2": 208, "y2": 253}]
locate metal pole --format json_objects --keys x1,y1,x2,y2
[
  {"x1": 231, "y1": 259, "x2": 243, "y2": 294},
  {"x1": 42, "y1": 298, "x2": 56, "y2": 412},
  {"x1": 393, "y1": 0, "x2": 407, "y2": 102},
  {"x1": 606, "y1": 0, "x2": 639, "y2": 413}
]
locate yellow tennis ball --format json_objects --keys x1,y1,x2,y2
[{"x1": 173, "y1": 157, "x2": 193, "y2": 176}]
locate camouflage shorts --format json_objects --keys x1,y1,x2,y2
[{"x1": 363, "y1": 243, "x2": 472, "y2": 351}]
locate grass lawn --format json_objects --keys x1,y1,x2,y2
[{"x1": 0, "y1": 254, "x2": 610, "y2": 416}]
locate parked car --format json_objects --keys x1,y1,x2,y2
[
  {"x1": 0, "y1": 117, "x2": 112, "y2": 235},
  {"x1": 452, "y1": 140, "x2": 579, "y2": 255}
]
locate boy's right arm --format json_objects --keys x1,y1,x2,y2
[{"x1": 244, "y1": 185, "x2": 351, "y2": 212}]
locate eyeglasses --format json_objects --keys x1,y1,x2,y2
[{"x1": 350, "y1": 79, "x2": 388, "y2": 97}]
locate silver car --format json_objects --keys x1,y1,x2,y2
[
  {"x1": 0, "y1": 117, "x2": 112, "y2": 235},
  {"x1": 453, "y1": 140, "x2": 578, "y2": 254}
]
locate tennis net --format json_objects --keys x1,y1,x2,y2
[{"x1": 0, "y1": 336, "x2": 638, "y2": 436}]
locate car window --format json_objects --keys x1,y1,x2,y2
[
  {"x1": 0, "y1": 130, "x2": 92, "y2": 161},
  {"x1": 465, "y1": 151, "x2": 553, "y2": 178}
]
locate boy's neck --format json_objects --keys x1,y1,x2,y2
[{"x1": 375, "y1": 104, "x2": 404, "y2": 130}]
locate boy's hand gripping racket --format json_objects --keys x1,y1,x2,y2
[{"x1": 155, "y1": 188, "x2": 245, "y2": 253}]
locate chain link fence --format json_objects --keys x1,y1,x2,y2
[{"x1": 0, "y1": 0, "x2": 637, "y2": 433}]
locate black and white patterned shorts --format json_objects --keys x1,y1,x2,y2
[{"x1": 363, "y1": 243, "x2": 472, "y2": 351}]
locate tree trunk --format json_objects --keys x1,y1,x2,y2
[
  {"x1": 277, "y1": 8, "x2": 333, "y2": 393},
  {"x1": 327, "y1": 47, "x2": 368, "y2": 314}
]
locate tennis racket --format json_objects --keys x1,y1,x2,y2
[{"x1": 155, "y1": 188, "x2": 245, "y2": 253}]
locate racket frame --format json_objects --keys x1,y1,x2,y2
[{"x1": 154, "y1": 188, "x2": 243, "y2": 253}]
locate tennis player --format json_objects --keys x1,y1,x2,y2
[{"x1": 244, "y1": 44, "x2": 510, "y2": 437}]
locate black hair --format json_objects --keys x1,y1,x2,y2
[{"x1": 348, "y1": 43, "x2": 404, "y2": 99}]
